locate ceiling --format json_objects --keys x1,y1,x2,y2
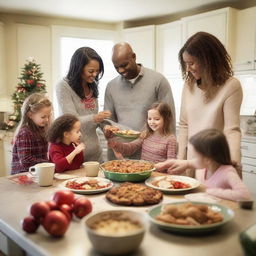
[{"x1": 0, "y1": 0, "x2": 252, "y2": 23}]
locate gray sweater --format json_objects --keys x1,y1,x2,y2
[
  {"x1": 104, "y1": 65, "x2": 176, "y2": 132},
  {"x1": 56, "y1": 79, "x2": 102, "y2": 162}
]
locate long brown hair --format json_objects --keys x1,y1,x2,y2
[
  {"x1": 143, "y1": 102, "x2": 173, "y2": 139},
  {"x1": 14, "y1": 93, "x2": 52, "y2": 140},
  {"x1": 47, "y1": 114, "x2": 79, "y2": 143},
  {"x1": 179, "y1": 32, "x2": 233, "y2": 99},
  {"x1": 189, "y1": 128, "x2": 232, "y2": 166}
]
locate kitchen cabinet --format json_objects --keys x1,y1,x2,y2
[
  {"x1": 0, "y1": 22, "x2": 6, "y2": 96},
  {"x1": 122, "y1": 25, "x2": 155, "y2": 69},
  {"x1": 182, "y1": 8, "x2": 237, "y2": 59},
  {"x1": 156, "y1": 21, "x2": 182, "y2": 76},
  {"x1": 233, "y1": 7, "x2": 256, "y2": 71},
  {"x1": 241, "y1": 136, "x2": 256, "y2": 197}
]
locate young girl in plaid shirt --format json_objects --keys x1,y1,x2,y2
[
  {"x1": 11, "y1": 93, "x2": 52, "y2": 174},
  {"x1": 108, "y1": 102, "x2": 177, "y2": 165},
  {"x1": 47, "y1": 114, "x2": 85, "y2": 173}
]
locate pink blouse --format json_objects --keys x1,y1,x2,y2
[{"x1": 196, "y1": 165, "x2": 251, "y2": 201}]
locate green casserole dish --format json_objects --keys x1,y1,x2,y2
[{"x1": 100, "y1": 160, "x2": 155, "y2": 182}]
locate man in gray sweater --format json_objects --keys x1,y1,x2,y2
[{"x1": 104, "y1": 42, "x2": 176, "y2": 160}]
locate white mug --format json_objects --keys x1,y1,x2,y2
[
  {"x1": 83, "y1": 161, "x2": 99, "y2": 177},
  {"x1": 29, "y1": 163, "x2": 55, "y2": 186}
]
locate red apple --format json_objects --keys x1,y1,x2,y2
[
  {"x1": 22, "y1": 216, "x2": 40, "y2": 233},
  {"x1": 45, "y1": 200, "x2": 58, "y2": 211},
  {"x1": 59, "y1": 204, "x2": 73, "y2": 222},
  {"x1": 30, "y1": 202, "x2": 50, "y2": 222},
  {"x1": 43, "y1": 210, "x2": 69, "y2": 237},
  {"x1": 73, "y1": 197, "x2": 92, "y2": 219},
  {"x1": 53, "y1": 190, "x2": 75, "y2": 206}
]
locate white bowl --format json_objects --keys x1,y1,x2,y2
[{"x1": 83, "y1": 210, "x2": 146, "y2": 255}]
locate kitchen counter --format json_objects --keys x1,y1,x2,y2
[{"x1": 0, "y1": 169, "x2": 255, "y2": 256}]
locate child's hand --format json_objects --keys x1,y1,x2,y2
[
  {"x1": 108, "y1": 138, "x2": 117, "y2": 149},
  {"x1": 94, "y1": 111, "x2": 111, "y2": 123},
  {"x1": 104, "y1": 125, "x2": 118, "y2": 139},
  {"x1": 113, "y1": 149, "x2": 124, "y2": 160},
  {"x1": 73, "y1": 143, "x2": 85, "y2": 154}
]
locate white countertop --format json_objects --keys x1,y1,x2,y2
[{"x1": 0, "y1": 169, "x2": 255, "y2": 256}]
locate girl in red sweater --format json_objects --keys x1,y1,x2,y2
[{"x1": 47, "y1": 114, "x2": 85, "y2": 172}]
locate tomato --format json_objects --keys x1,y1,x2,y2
[
  {"x1": 73, "y1": 197, "x2": 92, "y2": 219},
  {"x1": 30, "y1": 202, "x2": 50, "y2": 222},
  {"x1": 43, "y1": 210, "x2": 69, "y2": 237},
  {"x1": 22, "y1": 216, "x2": 40, "y2": 233},
  {"x1": 53, "y1": 190, "x2": 75, "y2": 206}
]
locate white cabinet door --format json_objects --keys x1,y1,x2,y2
[
  {"x1": 122, "y1": 25, "x2": 155, "y2": 69},
  {"x1": 0, "y1": 22, "x2": 6, "y2": 96},
  {"x1": 234, "y1": 7, "x2": 256, "y2": 71},
  {"x1": 156, "y1": 21, "x2": 182, "y2": 76},
  {"x1": 182, "y1": 8, "x2": 237, "y2": 58}
]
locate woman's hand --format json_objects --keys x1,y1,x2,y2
[{"x1": 94, "y1": 111, "x2": 111, "y2": 123}]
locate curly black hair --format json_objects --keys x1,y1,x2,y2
[{"x1": 47, "y1": 114, "x2": 79, "y2": 143}]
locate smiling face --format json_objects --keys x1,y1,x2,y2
[
  {"x1": 112, "y1": 53, "x2": 138, "y2": 80},
  {"x1": 28, "y1": 106, "x2": 52, "y2": 128},
  {"x1": 64, "y1": 121, "x2": 82, "y2": 145},
  {"x1": 81, "y1": 59, "x2": 100, "y2": 84},
  {"x1": 147, "y1": 109, "x2": 164, "y2": 134},
  {"x1": 182, "y1": 51, "x2": 201, "y2": 80}
]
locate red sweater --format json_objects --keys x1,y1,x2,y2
[{"x1": 49, "y1": 142, "x2": 84, "y2": 173}]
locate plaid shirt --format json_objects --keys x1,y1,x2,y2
[{"x1": 11, "y1": 126, "x2": 48, "y2": 174}]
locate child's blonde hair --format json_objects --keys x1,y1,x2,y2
[
  {"x1": 14, "y1": 93, "x2": 52, "y2": 139},
  {"x1": 143, "y1": 102, "x2": 173, "y2": 139}
]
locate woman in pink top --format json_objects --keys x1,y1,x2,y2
[
  {"x1": 177, "y1": 32, "x2": 243, "y2": 177},
  {"x1": 156, "y1": 129, "x2": 250, "y2": 201},
  {"x1": 108, "y1": 102, "x2": 176, "y2": 165}
]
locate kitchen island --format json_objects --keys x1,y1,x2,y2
[{"x1": 0, "y1": 169, "x2": 255, "y2": 256}]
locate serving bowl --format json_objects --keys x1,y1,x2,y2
[
  {"x1": 84, "y1": 210, "x2": 146, "y2": 255},
  {"x1": 100, "y1": 160, "x2": 155, "y2": 182}
]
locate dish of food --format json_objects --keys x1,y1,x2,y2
[
  {"x1": 87, "y1": 211, "x2": 143, "y2": 235},
  {"x1": 61, "y1": 177, "x2": 113, "y2": 194},
  {"x1": 148, "y1": 202, "x2": 234, "y2": 234},
  {"x1": 106, "y1": 182, "x2": 163, "y2": 206},
  {"x1": 114, "y1": 129, "x2": 141, "y2": 139},
  {"x1": 100, "y1": 160, "x2": 155, "y2": 182},
  {"x1": 145, "y1": 175, "x2": 200, "y2": 193}
]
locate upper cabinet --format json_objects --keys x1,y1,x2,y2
[
  {"x1": 156, "y1": 21, "x2": 183, "y2": 76},
  {"x1": 122, "y1": 25, "x2": 155, "y2": 69},
  {"x1": 234, "y1": 7, "x2": 256, "y2": 71},
  {"x1": 0, "y1": 22, "x2": 6, "y2": 96},
  {"x1": 182, "y1": 8, "x2": 237, "y2": 59}
]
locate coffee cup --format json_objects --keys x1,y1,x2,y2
[
  {"x1": 29, "y1": 162, "x2": 55, "y2": 186},
  {"x1": 83, "y1": 161, "x2": 99, "y2": 177}
]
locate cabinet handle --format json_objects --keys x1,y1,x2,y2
[{"x1": 236, "y1": 61, "x2": 252, "y2": 65}]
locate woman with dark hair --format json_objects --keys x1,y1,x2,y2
[
  {"x1": 157, "y1": 32, "x2": 243, "y2": 177},
  {"x1": 56, "y1": 47, "x2": 111, "y2": 162}
]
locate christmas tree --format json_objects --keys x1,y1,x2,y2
[{"x1": 4, "y1": 57, "x2": 46, "y2": 130}]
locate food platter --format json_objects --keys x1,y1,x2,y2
[
  {"x1": 114, "y1": 130, "x2": 141, "y2": 139},
  {"x1": 60, "y1": 177, "x2": 113, "y2": 194},
  {"x1": 145, "y1": 175, "x2": 200, "y2": 194},
  {"x1": 148, "y1": 201, "x2": 234, "y2": 235},
  {"x1": 100, "y1": 160, "x2": 155, "y2": 182}
]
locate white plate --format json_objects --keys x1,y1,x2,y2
[
  {"x1": 60, "y1": 177, "x2": 113, "y2": 194},
  {"x1": 145, "y1": 175, "x2": 200, "y2": 194},
  {"x1": 54, "y1": 173, "x2": 79, "y2": 180}
]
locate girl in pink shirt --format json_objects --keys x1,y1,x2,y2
[
  {"x1": 156, "y1": 129, "x2": 250, "y2": 201},
  {"x1": 48, "y1": 114, "x2": 85, "y2": 172},
  {"x1": 108, "y1": 102, "x2": 176, "y2": 165}
]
